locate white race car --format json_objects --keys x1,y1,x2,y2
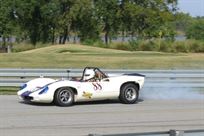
[{"x1": 17, "y1": 67, "x2": 145, "y2": 106}]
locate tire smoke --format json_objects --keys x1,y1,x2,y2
[{"x1": 140, "y1": 84, "x2": 204, "y2": 100}]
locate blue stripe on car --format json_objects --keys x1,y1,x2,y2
[
  {"x1": 38, "y1": 86, "x2": 49, "y2": 95},
  {"x1": 21, "y1": 91, "x2": 32, "y2": 97}
]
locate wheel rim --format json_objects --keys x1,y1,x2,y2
[
  {"x1": 58, "y1": 90, "x2": 72, "y2": 104},
  {"x1": 125, "y1": 87, "x2": 137, "y2": 101}
]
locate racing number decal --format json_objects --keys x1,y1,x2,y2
[{"x1": 92, "y1": 83, "x2": 102, "y2": 91}]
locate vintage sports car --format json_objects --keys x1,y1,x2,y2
[{"x1": 17, "y1": 67, "x2": 145, "y2": 106}]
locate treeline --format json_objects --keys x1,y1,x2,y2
[{"x1": 1, "y1": 0, "x2": 178, "y2": 46}]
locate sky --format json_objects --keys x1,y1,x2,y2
[{"x1": 178, "y1": 0, "x2": 204, "y2": 17}]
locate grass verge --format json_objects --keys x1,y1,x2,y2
[
  {"x1": 0, "y1": 87, "x2": 18, "y2": 95},
  {"x1": 0, "y1": 44, "x2": 203, "y2": 69}
]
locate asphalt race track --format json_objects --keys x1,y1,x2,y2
[{"x1": 0, "y1": 95, "x2": 204, "y2": 136}]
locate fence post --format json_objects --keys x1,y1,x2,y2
[{"x1": 169, "y1": 130, "x2": 184, "y2": 136}]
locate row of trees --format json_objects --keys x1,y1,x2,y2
[
  {"x1": 172, "y1": 12, "x2": 204, "y2": 41},
  {"x1": 0, "y1": 0, "x2": 178, "y2": 46}
]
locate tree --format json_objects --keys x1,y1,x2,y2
[
  {"x1": 72, "y1": 0, "x2": 100, "y2": 42},
  {"x1": 0, "y1": 0, "x2": 17, "y2": 52},
  {"x1": 56, "y1": 0, "x2": 75, "y2": 44},
  {"x1": 118, "y1": 0, "x2": 131, "y2": 41},
  {"x1": 122, "y1": 0, "x2": 177, "y2": 40},
  {"x1": 94, "y1": 0, "x2": 120, "y2": 45},
  {"x1": 173, "y1": 12, "x2": 193, "y2": 33},
  {"x1": 14, "y1": 0, "x2": 61, "y2": 45},
  {"x1": 14, "y1": 0, "x2": 43, "y2": 45},
  {"x1": 40, "y1": 0, "x2": 60, "y2": 44},
  {"x1": 186, "y1": 18, "x2": 204, "y2": 40}
]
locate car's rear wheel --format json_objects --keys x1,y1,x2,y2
[
  {"x1": 54, "y1": 88, "x2": 74, "y2": 106},
  {"x1": 119, "y1": 83, "x2": 139, "y2": 104}
]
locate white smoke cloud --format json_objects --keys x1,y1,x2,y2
[{"x1": 140, "y1": 84, "x2": 204, "y2": 100}]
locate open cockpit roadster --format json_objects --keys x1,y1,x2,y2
[{"x1": 17, "y1": 67, "x2": 145, "y2": 106}]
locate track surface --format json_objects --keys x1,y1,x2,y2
[{"x1": 0, "y1": 95, "x2": 204, "y2": 136}]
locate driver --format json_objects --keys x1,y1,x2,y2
[
  {"x1": 95, "y1": 71, "x2": 103, "y2": 81},
  {"x1": 83, "y1": 70, "x2": 96, "y2": 82},
  {"x1": 84, "y1": 69, "x2": 106, "y2": 82}
]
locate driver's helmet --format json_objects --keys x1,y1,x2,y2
[{"x1": 84, "y1": 69, "x2": 95, "y2": 81}]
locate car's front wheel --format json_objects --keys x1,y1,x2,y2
[
  {"x1": 54, "y1": 88, "x2": 74, "y2": 106},
  {"x1": 119, "y1": 83, "x2": 139, "y2": 104}
]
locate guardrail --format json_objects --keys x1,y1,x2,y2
[
  {"x1": 0, "y1": 69, "x2": 204, "y2": 87},
  {"x1": 88, "y1": 129, "x2": 204, "y2": 136}
]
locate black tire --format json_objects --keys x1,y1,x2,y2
[
  {"x1": 119, "y1": 83, "x2": 139, "y2": 104},
  {"x1": 54, "y1": 88, "x2": 74, "y2": 106}
]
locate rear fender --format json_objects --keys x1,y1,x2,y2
[{"x1": 120, "y1": 82, "x2": 140, "y2": 91}]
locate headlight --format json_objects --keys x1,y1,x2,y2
[
  {"x1": 38, "y1": 86, "x2": 49, "y2": 95},
  {"x1": 20, "y1": 84, "x2": 27, "y2": 90}
]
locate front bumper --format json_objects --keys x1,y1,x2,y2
[
  {"x1": 18, "y1": 91, "x2": 52, "y2": 103},
  {"x1": 20, "y1": 91, "x2": 33, "y2": 101}
]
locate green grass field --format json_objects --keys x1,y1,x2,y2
[{"x1": 0, "y1": 44, "x2": 203, "y2": 69}]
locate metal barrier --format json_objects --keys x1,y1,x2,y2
[
  {"x1": 0, "y1": 69, "x2": 204, "y2": 87},
  {"x1": 88, "y1": 129, "x2": 204, "y2": 136}
]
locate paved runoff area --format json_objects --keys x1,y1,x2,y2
[{"x1": 0, "y1": 95, "x2": 204, "y2": 136}]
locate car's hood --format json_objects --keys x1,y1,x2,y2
[{"x1": 18, "y1": 78, "x2": 56, "y2": 95}]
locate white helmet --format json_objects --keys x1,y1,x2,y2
[{"x1": 84, "y1": 69, "x2": 95, "y2": 81}]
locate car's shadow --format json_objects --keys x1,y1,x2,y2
[
  {"x1": 19, "y1": 99, "x2": 144, "y2": 107},
  {"x1": 19, "y1": 101, "x2": 55, "y2": 106},
  {"x1": 75, "y1": 99, "x2": 144, "y2": 106}
]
